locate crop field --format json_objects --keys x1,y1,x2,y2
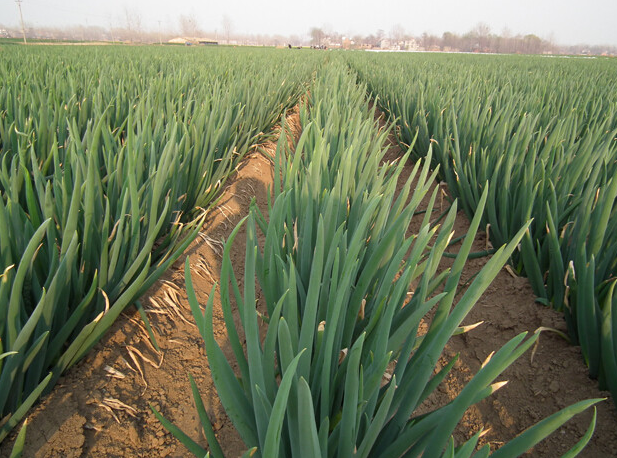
[
  {"x1": 349, "y1": 52, "x2": 617, "y2": 396},
  {"x1": 0, "y1": 45, "x2": 616, "y2": 457}
]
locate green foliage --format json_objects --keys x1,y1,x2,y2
[
  {"x1": 165, "y1": 62, "x2": 598, "y2": 457},
  {"x1": 349, "y1": 52, "x2": 617, "y2": 401},
  {"x1": 0, "y1": 45, "x2": 321, "y2": 443}
]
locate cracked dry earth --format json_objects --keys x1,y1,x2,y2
[{"x1": 1, "y1": 108, "x2": 617, "y2": 458}]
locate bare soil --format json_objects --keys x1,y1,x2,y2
[{"x1": 1, "y1": 108, "x2": 616, "y2": 458}]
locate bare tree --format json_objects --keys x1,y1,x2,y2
[
  {"x1": 309, "y1": 27, "x2": 324, "y2": 46},
  {"x1": 442, "y1": 31, "x2": 459, "y2": 51},
  {"x1": 545, "y1": 32, "x2": 556, "y2": 54},
  {"x1": 473, "y1": 22, "x2": 491, "y2": 37},
  {"x1": 472, "y1": 22, "x2": 491, "y2": 51},
  {"x1": 222, "y1": 15, "x2": 233, "y2": 44},
  {"x1": 496, "y1": 27, "x2": 512, "y2": 53},
  {"x1": 390, "y1": 23, "x2": 405, "y2": 45},
  {"x1": 421, "y1": 32, "x2": 439, "y2": 50},
  {"x1": 178, "y1": 15, "x2": 193, "y2": 37},
  {"x1": 122, "y1": 7, "x2": 143, "y2": 42},
  {"x1": 523, "y1": 34, "x2": 542, "y2": 54},
  {"x1": 124, "y1": 7, "x2": 133, "y2": 38},
  {"x1": 134, "y1": 13, "x2": 142, "y2": 41}
]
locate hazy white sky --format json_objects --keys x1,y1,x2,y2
[{"x1": 1, "y1": 0, "x2": 616, "y2": 45}]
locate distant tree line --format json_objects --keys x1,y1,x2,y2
[
  {"x1": 420, "y1": 25, "x2": 554, "y2": 54},
  {"x1": 0, "y1": 19, "x2": 615, "y2": 56},
  {"x1": 0, "y1": 17, "x2": 304, "y2": 47},
  {"x1": 310, "y1": 22, "x2": 616, "y2": 55}
]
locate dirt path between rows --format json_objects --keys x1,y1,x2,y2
[
  {"x1": 379, "y1": 110, "x2": 617, "y2": 456},
  {"x1": 379, "y1": 111, "x2": 617, "y2": 456},
  {"x1": 0, "y1": 109, "x2": 302, "y2": 458},
  {"x1": 411, "y1": 184, "x2": 617, "y2": 457},
  {"x1": 1, "y1": 107, "x2": 616, "y2": 458}
]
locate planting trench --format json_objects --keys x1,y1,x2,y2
[{"x1": 1, "y1": 106, "x2": 616, "y2": 458}]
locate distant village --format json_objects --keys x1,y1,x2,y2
[{"x1": 0, "y1": 22, "x2": 614, "y2": 57}]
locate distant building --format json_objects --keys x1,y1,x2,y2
[
  {"x1": 0, "y1": 29, "x2": 10, "y2": 38},
  {"x1": 169, "y1": 37, "x2": 189, "y2": 44},
  {"x1": 168, "y1": 37, "x2": 218, "y2": 46},
  {"x1": 404, "y1": 39, "x2": 419, "y2": 51}
]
